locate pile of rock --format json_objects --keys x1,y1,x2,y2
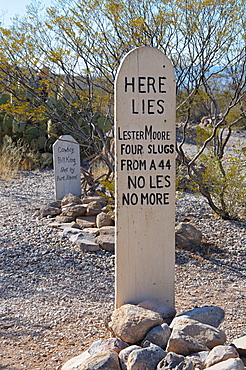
[
  {"x1": 61, "y1": 302, "x2": 246, "y2": 370},
  {"x1": 34, "y1": 193, "x2": 203, "y2": 252},
  {"x1": 34, "y1": 193, "x2": 115, "y2": 252}
]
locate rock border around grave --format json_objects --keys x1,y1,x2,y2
[
  {"x1": 35, "y1": 194, "x2": 202, "y2": 255},
  {"x1": 61, "y1": 303, "x2": 245, "y2": 370},
  {"x1": 34, "y1": 193, "x2": 115, "y2": 252},
  {"x1": 34, "y1": 192, "x2": 202, "y2": 254}
]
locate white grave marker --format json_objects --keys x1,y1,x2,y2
[
  {"x1": 53, "y1": 135, "x2": 81, "y2": 200},
  {"x1": 115, "y1": 46, "x2": 176, "y2": 308}
]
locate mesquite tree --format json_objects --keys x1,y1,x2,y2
[{"x1": 0, "y1": 0, "x2": 245, "y2": 218}]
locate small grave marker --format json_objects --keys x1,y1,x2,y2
[
  {"x1": 115, "y1": 47, "x2": 176, "y2": 308},
  {"x1": 53, "y1": 135, "x2": 81, "y2": 200}
]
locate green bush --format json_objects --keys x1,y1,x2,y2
[
  {"x1": 98, "y1": 179, "x2": 115, "y2": 215},
  {"x1": 196, "y1": 151, "x2": 246, "y2": 220}
]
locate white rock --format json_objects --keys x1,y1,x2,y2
[
  {"x1": 127, "y1": 345, "x2": 166, "y2": 370},
  {"x1": 138, "y1": 299, "x2": 176, "y2": 323},
  {"x1": 170, "y1": 316, "x2": 226, "y2": 349},
  {"x1": 205, "y1": 358, "x2": 244, "y2": 370},
  {"x1": 175, "y1": 222, "x2": 202, "y2": 249},
  {"x1": 142, "y1": 323, "x2": 171, "y2": 349},
  {"x1": 61, "y1": 350, "x2": 90, "y2": 370},
  {"x1": 88, "y1": 339, "x2": 107, "y2": 356},
  {"x1": 205, "y1": 345, "x2": 239, "y2": 368},
  {"x1": 95, "y1": 234, "x2": 115, "y2": 252},
  {"x1": 108, "y1": 304, "x2": 164, "y2": 344},
  {"x1": 176, "y1": 306, "x2": 225, "y2": 328},
  {"x1": 232, "y1": 335, "x2": 246, "y2": 356},
  {"x1": 79, "y1": 350, "x2": 121, "y2": 369},
  {"x1": 166, "y1": 329, "x2": 209, "y2": 356},
  {"x1": 83, "y1": 228, "x2": 100, "y2": 235},
  {"x1": 76, "y1": 238, "x2": 100, "y2": 251},
  {"x1": 99, "y1": 226, "x2": 115, "y2": 235},
  {"x1": 96, "y1": 212, "x2": 114, "y2": 228},
  {"x1": 119, "y1": 345, "x2": 141, "y2": 370}
]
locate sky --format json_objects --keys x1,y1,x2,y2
[{"x1": 0, "y1": 0, "x2": 53, "y2": 27}]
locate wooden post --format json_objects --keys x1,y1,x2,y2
[{"x1": 115, "y1": 47, "x2": 176, "y2": 308}]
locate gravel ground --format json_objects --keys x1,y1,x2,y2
[{"x1": 0, "y1": 168, "x2": 245, "y2": 370}]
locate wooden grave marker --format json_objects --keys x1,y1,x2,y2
[
  {"x1": 115, "y1": 46, "x2": 176, "y2": 308},
  {"x1": 53, "y1": 135, "x2": 81, "y2": 200}
]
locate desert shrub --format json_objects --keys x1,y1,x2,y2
[
  {"x1": 98, "y1": 179, "x2": 115, "y2": 215},
  {"x1": 0, "y1": 136, "x2": 39, "y2": 179},
  {"x1": 195, "y1": 151, "x2": 246, "y2": 220},
  {"x1": 195, "y1": 125, "x2": 213, "y2": 148}
]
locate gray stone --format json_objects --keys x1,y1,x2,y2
[
  {"x1": 61, "y1": 350, "x2": 91, "y2": 370},
  {"x1": 142, "y1": 323, "x2": 171, "y2": 349},
  {"x1": 75, "y1": 238, "x2": 100, "y2": 252},
  {"x1": 140, "y1": 340, "x2": 157, "y2": 348},
  {"x1": 62, "y1": 227, "x2": 84, "y2": 237},
  {"x1": 205, "y1": 345, "x2": 239, "y2": 368},
  {"x1": 100, "y1": 337, "x2": 129, "y2": 353},
  {"x1": 138, "y1": 300, "x2": 176, "y2": 324},
  {"x1": 62, "y1": 228, "x2": 97, "y2": 247},
  {"x1": 166, "y1": 329, "x2": 209, "y2": 356},
  {"x1": 108, "y1": 304, "x2": 164, "y2": 344},
  {"x1": 127, "y1": 345, "x2": 167, "y2": 370},
  {"x1": 79, "y1": 350, "x2": 121, "y2": 369},
  {"x1": 175, "y1": 222, "x2": 202, "y2": 250},
  {"x1": 62, "y1": 225, "x2": 99, "y2": 250},
  {"x1": 49, "y1": 221, "x2": 75, "y2": 229},
  {"x1": 83, "y1": 228, "x2": 100, "y2": 236},
  {"x1": 157, "y1": 352, "x2": 194, "y2": 369},
  {"x1": 187, "y1": 351, "x2": 209, "y2": 364},
  {"x1": 99, "y1": 226, "x2": 115, "y2": 235},
  {"x1": 232, "y1": 335, "x2": 246, "y2": 356},
  {"x1": 205, "y1": 358, "x2": 244, "y2": 370},
  {"x1": 190, "y1": 359, "x2": 205, "y2": 370},
  {"x1": 56, "y1": 215, "x2": 75, "y2": 223},
  {"x1": 48, "y1": 200, "x2": 61, "y2": 208},
  {"x1": 119, "y1": 345, "x2": 141, "y2": 370},
  {"x1": 176, "y1": 306, "x2": 225, "y2": 328},
  {"x1": 96, "y1": 212, "x2": 114, "y2": 228},
  {"x1": 86, "y1": 201, "x2": 104, "y2": 216},
  {"x1": 76, "y1": 216, "x2": 96, "y2": 228},
  {"x1": 36, "y1": 206, "x2": 61, "y2": 217},
  {"x1": 82, "y1": 196, "x2": 106, "y2": 205},
  {"x1": 88, "y1": 340, "x2": 107, "y2": 356},
  {"x1": 61, "y1": 193, "x2": 82, "y2": 206},
  {"x1": 48, "y1": 221, "x2": 64, "y2": 228},
  {"x1": 95, "y1": 234, "x2": 115, "y2": 252},
  {"x1": 170, "y1": 317, "x2": 226, "y2": 349},
  {"x1": 70, "y1": 221, "x2": 82, "y2": 229},
  {"x1": 61, "y1": 204, "x2": 87, "y2": 218},
  {"x1": 66, "y1": 233, "x2": 82, "y2": 243}
]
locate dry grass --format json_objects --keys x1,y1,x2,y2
[{"x1": 0, "y1": 136, "x2": 39, "y2": 180}]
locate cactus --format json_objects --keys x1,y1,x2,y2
[
  {"x1": 0, "y1": 94, "x2": 13, "y2": 142},
  {"x1": 0, "y1": 93, "x2": 11, "y2": 105},
  {"x1": 0, "y1": 114, "x2": 13, "y2": 140},
  {"x1": 12, "y1": 120, "x2": 26, "y2": 134}
]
